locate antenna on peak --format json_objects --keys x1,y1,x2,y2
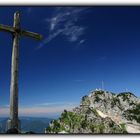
[
  {"x1": 125, "y1": 88, "x2": 128, "y2": 92},
  {"x1": 101, "y1": 80, "x2": 104, "y2": 90}
]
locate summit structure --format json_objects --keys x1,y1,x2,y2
[{"x1": 0, "y1": 11, "x2": 42, "y2": 131}]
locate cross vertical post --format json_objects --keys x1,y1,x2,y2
[
  {"x1": 0, "y1": 11, "x2": 42, "y2": 132},
  {"x1": 7, "y1": 12, "x2": 20, "y2": 131}
]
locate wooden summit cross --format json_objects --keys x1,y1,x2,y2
[{"x1": 0, "y1": 11, "x2": 42, "y2": 131}]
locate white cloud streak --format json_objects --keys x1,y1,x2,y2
[
  {"x1": 79, "y1": 39, "x2": 85, "y2": 44},
  {"x1": 38, "y1": 7, "x2": 87, "y2": 49},
  {"x1": 74, "y1": 79, "x2": 84, "y2": 82},
  {"x1": 0, "y1": 102, "x2": 78, "y2": 117},
  {"x1": 26, "y1": 7, "x2": 32, "y2": 13},
  {"x1": 37, "y1": 101, "x2": 78, "y2": 106},
  {"x1": 1, "y1": 104, "x2": 10, "y2": 108},
  {"x1": 96, "y1": 56, "x2": 107, "y2": 62}
]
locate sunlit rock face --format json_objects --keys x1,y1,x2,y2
[{"x1": 45, "y1": 90, "x2": 140, "y2": 134}]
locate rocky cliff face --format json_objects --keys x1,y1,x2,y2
[{"x1": 46, "y1": 90, "x2": 140, "y2": 134}]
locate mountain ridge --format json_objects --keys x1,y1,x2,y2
[
  {"x1": 46, "y1": 89, "x2": 140, "y2": 134},
  {"x1": 0, "y1": 117, "x2": 53, "y2": 133}
]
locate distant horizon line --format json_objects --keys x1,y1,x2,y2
[{"x1": 0, "y1": 116, "x2": 58, "y2": 119}]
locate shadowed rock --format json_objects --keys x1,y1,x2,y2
[{"x1": 6, "y1": 128, "x2": 20, "y2": 134}]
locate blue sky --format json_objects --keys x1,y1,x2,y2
[{"x1": 0, "y1": 6, "x2": 140, "y2": 118}]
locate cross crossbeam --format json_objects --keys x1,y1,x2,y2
[
  {"x1": 0, "y1": 24, "x2": 15, "y2": 33},
  {"x1": 0, "y1": 24, "x2": 42, "y2": 40},
  {"x1": 0, "y1": 11, "x2": 43, "y2": 132}
]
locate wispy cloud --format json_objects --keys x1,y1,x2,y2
[
  {"x1": 0, "y1": 108, "x2": 9, "y2": 117},
  {"x1": 37, "y1": 102, "x2": 78, "y2": 107},
  {"x1": 0, "y1": 102, "x2": 78, "y2": 117},
  {"x1": 0, "y1": 104, "x2": 10, "y2": 108},
  {"x1": 19, "y1": 105, "x2": 75, "y2": 117},
  {"x1": 26, "y1": 7, "x2": 32, "y2": 13},
  {"x1": 74, "y1": 79, "x2": 85, "y2": 82},
  {"x1": 96, "y1": 56, "x2": 107, "y2": 62},
  {"x1": 79, "y1": 39, "x2": 85, "y2": 44},
  {"x1": 38, "y1": 7, "x2": 88, "y2": 49}
]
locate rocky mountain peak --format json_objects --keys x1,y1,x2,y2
[{"x1": 46, "y1": 89, "x2": 140, "y2": 134}]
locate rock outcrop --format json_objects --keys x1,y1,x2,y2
[{"x1": 46, "y1": 89, "x2": 140, "y2": 134}]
